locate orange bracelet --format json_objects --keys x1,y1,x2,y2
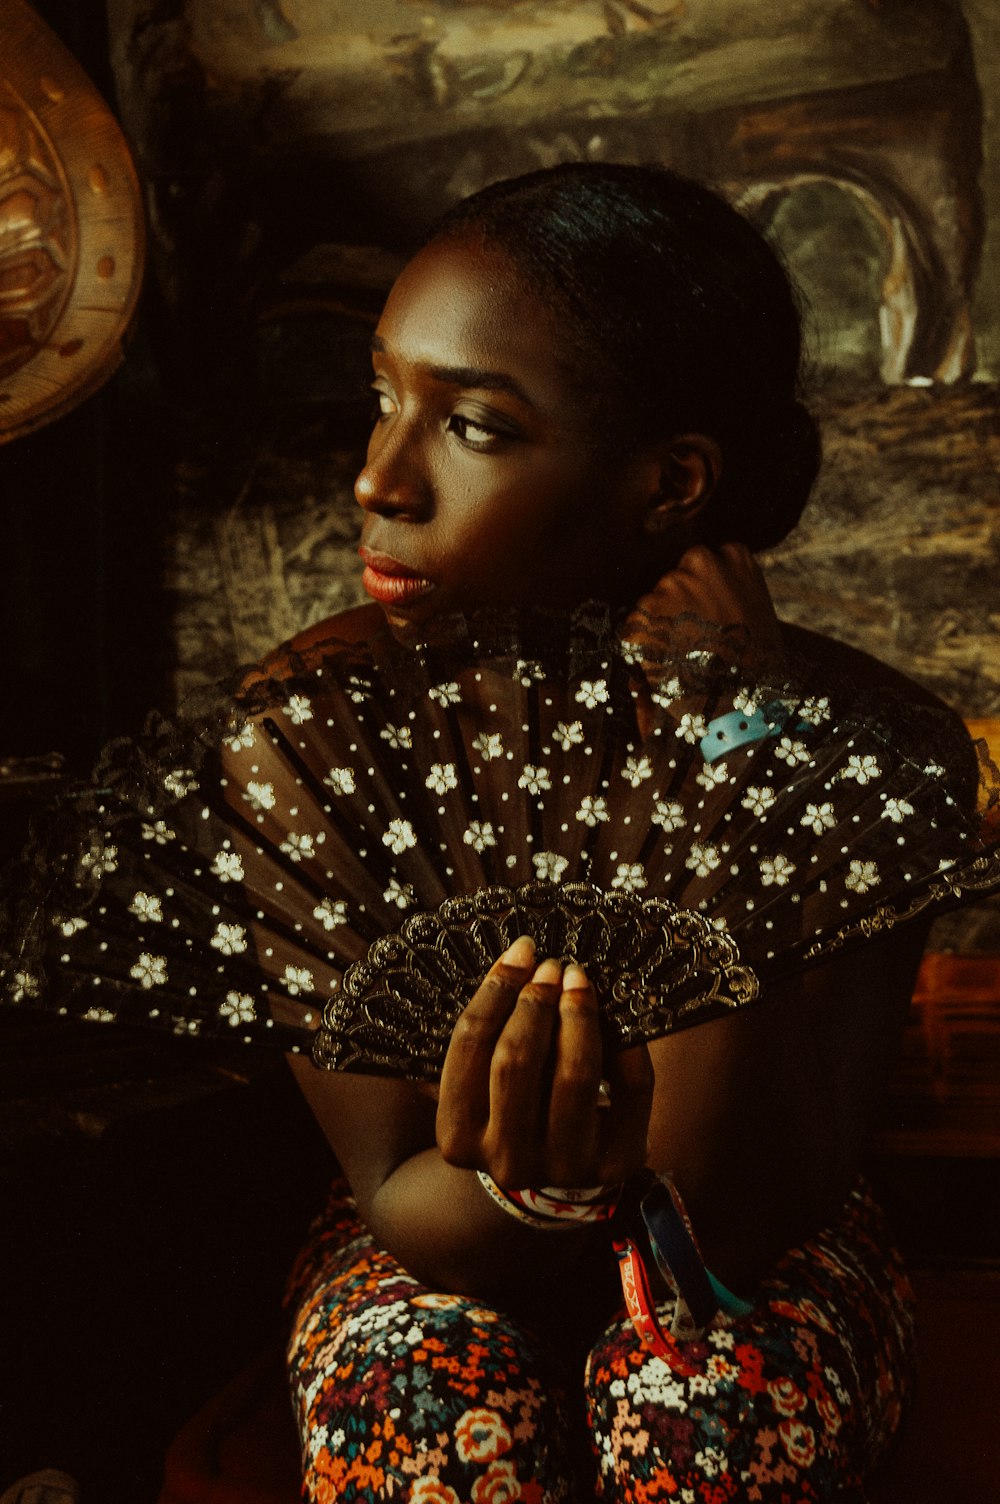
[{"x1": 612, "y1": 1234, "x2": 701, "y2": 1376}]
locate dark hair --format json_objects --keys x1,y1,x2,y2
[{"x1": 426, "y1": 163, "x2": 820, "y2": 551}]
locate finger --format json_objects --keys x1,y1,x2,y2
[
  {"x1": 485, "y1": 957, "x2": 563, "y2": 1184},
  {"x1": 673, "y1": 542, "x2": 718, "y2": 577},
  {"x1": 597, "y1": 1041, "x2": 655, "y2": 1183},
  {"x1": 546, "y1": 963, "x2": 603, "y2": 1184},
  {"x1": 437, "y1": 935, "x2": 535, "y2": 1165},
  {"x1": 718, "y1": 539, "x2": 756, "y2": 570}
]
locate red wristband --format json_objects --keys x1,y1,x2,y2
[{"x1": 613, "y1": 1235, "x2": 700, "y2": 1376}]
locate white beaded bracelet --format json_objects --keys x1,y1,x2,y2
[{"x1": 477, "y1": 1171, "x2": 622, "y2": 1230}]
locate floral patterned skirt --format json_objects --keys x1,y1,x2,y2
[{"x1": 285, "y1": 1178, "x2": 915, "y2": 1503}]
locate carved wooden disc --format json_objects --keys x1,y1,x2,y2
[{"x1": 0, "y1": 0, "x2": 144, "y2": 442}]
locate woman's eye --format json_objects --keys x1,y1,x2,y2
[
  {"x1": 369, "y1": 387, "x2": 395, "y2": 421},
  {"x1": 448, "y1": 413, "x2": 501, "y2": 449}
]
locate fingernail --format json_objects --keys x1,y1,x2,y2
[
  {"x1": 532, "y1": 957, "x2": 563, "y2": 986},
  {"x1": 563, "y1": 963, "x2": 589, "y2": 989},
  {"x1": 500, "y1": 935, "x2": 535, "y2": 968}
]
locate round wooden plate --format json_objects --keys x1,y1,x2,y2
[{"x1": 0, "y1": 0, "x2": 145, "y2": 442}]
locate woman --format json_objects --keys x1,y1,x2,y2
[{"x1": 278, "y1": 165, "x2": 937, "y2": 1502}]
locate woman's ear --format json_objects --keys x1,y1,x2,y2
[{"x1": 642, "y1": 434, "x2": 723, "y2": 535}]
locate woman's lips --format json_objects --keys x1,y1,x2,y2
[{"x1": 359, "y1": 548, "x2": 434, "y2": 607}]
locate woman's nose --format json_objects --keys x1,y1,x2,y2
[{"x1": 354, "y1": 421, "x2": 429, "y2": 517}]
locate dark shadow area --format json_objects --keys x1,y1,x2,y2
[{"x1": 0, "y1": 1016, "x2": 333, "y2": 1500}]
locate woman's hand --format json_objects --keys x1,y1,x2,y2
[
  {"x1": 436, "y1": 939, "x2": 653, "y2": 1189},
  {"x1": 624, "y1": 542, "x2": 782, "y2": 653}
]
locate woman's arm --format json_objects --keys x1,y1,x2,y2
[
  {"x1": 288, "y1": 945, "x2": 653, "y2": 1320},
  {"x1": 639, "y1": 922, "x2": 926, "y2": 1290},
  {"x1": 291, "y1": 921, "x2": 922, "y2": 1307},
  {"x1": 621, "y1": 543, "x2": 937, "y2": 1288}
]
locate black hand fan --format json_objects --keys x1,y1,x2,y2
[{"x1": 4, "y1": 604, "x2": 998, "y2": 1079}]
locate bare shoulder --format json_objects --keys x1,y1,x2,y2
[
  {"x1": 286, "y1": 603, "x2": 385, "y2": 653},
  {"x1": 242, "y1": 603, "x2": 384, "y2": 689},
  {"x1": 781, "y1": 621, "x2": 953, "y2": 713},
  {"x1": 782, "y1": 620, "x2": 979, "y2": 807}
]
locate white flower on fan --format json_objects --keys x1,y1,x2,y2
[
  {"x1": 280, "y1": 831, "x2": 322, "y2": 862},
  {"x1": 314, "y1": 897, "x2": 348, "y2": 929},
  {"x1": 576, "y1": 795, "x2": 609, "y2": 826},
  {"x1": 282, "y1": 965, "x2": 314, "y2": 997},
  {"x1": 686, "y1": 842, "x2": 723, "y2": 877},
  {"x1": 733, "y1": 687, "x2": 759, "y2": 714},
  {"x1": 383, "y1": 879, "x2": 415, "y2": 909},
  {"x1": 141, "y1": 820, "x2": 175, "y2": 844},
  {"x1": 220, "y1": 991, "x2": 256, "y2": 1025},
  {"x1": 225, "y1": 722, "x2": 255, "y2": 752},
  {"x1": 80, "y1": 843, "x2": 118, "y2": 878},
  {"x1": 426, "y1": 762, "x2": 458, "y2": 795},
  {"x1": 463, "y1": 820, "x2": 497, "y2": 852},
  {"x1": 622, "y1": 755, "x2": 652, "y2": 787},
  {"x1": 324, "y1": 767, "x2": 356, "y2": 796},
  {"x1": 533, "y1": 850, "x2": 569, "y2": 883},
  {"x1": 129, "y1": 891, "x2": 163, "y2": 924},
  {"x1": 923, "y1": 760, "x2": 945, "y2": 777},
  {"x1": 11, "y1": 970, "x2": 39, "y2": 1002},
  {"x1": 742, "y1": 786, "x2": 776, "y2": 817},
  {"x1": 243, "y1": 780, "x2": 276, "y2": 812},
  {"x1": 381, "y1": 723, "x2": 413, "y2": 750},
  {"x1": 760, "y1": 854, "x2": 796, "y2": 887},
  {"x1": 775, "y1": 737, "x2": 810, "y2": 766},
  {"x1": 881, "y1": 797, "x2": 915, "y2": 824},
  {"x1": 801, "y1": 802, "x2": 836, "y2": 836},
  {"x1": 55, "y1": 915, "x2": 87, "y2": 937},
  {"x1": 553, "y1": 721, "x2": 585, "y2": 751},
  {"x1": 211, "y1": 922, "x2": 248, "y2": 956},
  {"x1": 842, "y1": 753, "x2": 880, "y2": 785},
  {"x1": 612, "y1": 863, "x2": 647, "y2": 893},
  {"x1": 799, "y1": 696, "x2": 832, "y2": 726},
  {"x1": 283, "y1": 694, "x2": 313, "y2": 725},
  {"x1": 472, "y1": 731, "x2": 504, "y2": 761},
  {"x1": 652, "y1": 798, "x2": 686, "y2": 832},
  {"x1": 619, "y1": 640, "x2": 644, "y2": 666},
  {"x1": 130, "y1": 952, "x2": 167, "y2": 989},
  {"x1": 518, "y1": 764, "x2": 551, "y2": 794},
  {"x1": 696, "y1": 761, "x2": 729, "y2": 791},
  {"x1": 845, "y1": 859, "x2": 880, "y2": 894},
  {"x1": 348, "y1": 674, "x2": 372, "y2": 703},
  {"x1": 83, "y1": 1006, "x2": 115, "y2": 1023},
  {"x1": 383, "y1": 819, "x2": 417, "y2": 854},
  {"x1": 211, "y1": 850, "x2": 245, "y2": 883},
  {"x1": 429, "y1": 681, "x2": 462, "y2": 706},
  {"x1": 515, "y1": 658, "x2": 544, "y2": 685},
  {"x1": 650, "y1": 676, "x2": 683, "y2": 708},
  {"x1": 676, "y1": 712, "x2": 708, "y2": 744},
  {"x1": 164, "y1": 768, "x2": 197, "y2": 799},
  {"x1": 576, "y1": 679, "x2": 609, "y2": 709}
]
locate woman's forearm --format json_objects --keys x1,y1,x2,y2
[
  {"x1": 288, "y1": 1057, "x2": 617, "y2": 1313},
  {"x1": 365, "y1": 1146, "x2": 613, "y2": 1312}
]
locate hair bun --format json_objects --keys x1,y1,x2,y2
[
  {"x1": 769, "y1": 399, "x2": 822, "y2": 544},
  {"x1": 703, "y1": 399, "x2": 821, "y2": 553}
]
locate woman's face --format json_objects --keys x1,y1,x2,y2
[{"x1": 355, "y1": 235, "x2": 660, "y2": 631}]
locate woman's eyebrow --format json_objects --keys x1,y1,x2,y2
[{"x1": 371, "y1": 335, "x2": 535, "y2": 408}]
